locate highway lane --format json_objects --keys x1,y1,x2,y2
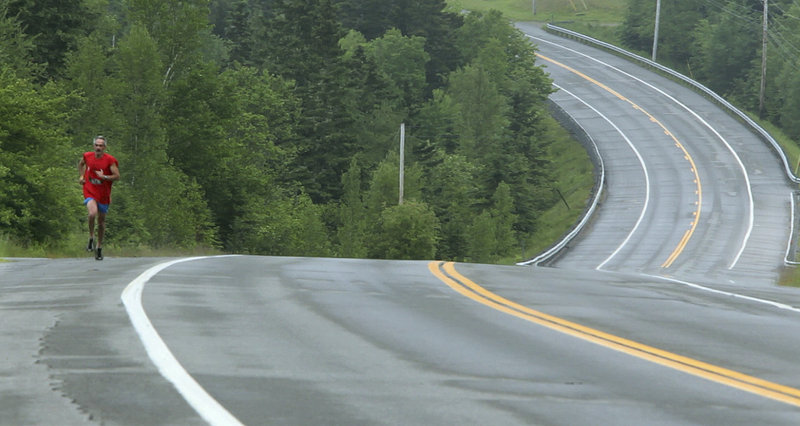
[
  {"x1": 0, "y1": 257, "x2": 204, "y2": 425},
  {"x1": 516, "y1": 23, "x2": 795, "y2": 288},
  {"x1": 6, "y1": 256, "x2": 800, "y2": 424},
  {"x1": 144, "y1": 257, "x2": 800, "y2": 424}
]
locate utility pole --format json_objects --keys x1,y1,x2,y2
[
  {"x1": 760, "y1": 0, "x2": 768, "y2": 117},
  {"x1": 399, "y1": 122, "x2": 405, "y2": 205},
  {"x1": 652, "y1": 0, "x2": 661, "y2": 62},
  {"x1": 532, "y1": 0, "x2": 536, "y2": 15}
]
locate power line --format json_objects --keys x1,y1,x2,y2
[
  {"x1": 696, "y1": 0, "x2": 762, "y2": 26},
  {"x1": 695, "y1": 0, "x2": 800, "y2": 65},
  {"x1": 760, "y1": 0, "x2": 768, "y2": 114},
  {"x1": 768, "y1": 20, "x2": 800, "y2": 56}
]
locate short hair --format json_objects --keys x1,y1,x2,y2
[{"x1": 94, "y1": 135, "x2": 106, "y2": 145}]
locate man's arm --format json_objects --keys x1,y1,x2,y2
[
  {"x1": 106, "y1": 163, "x2": 120, "y2": 182},
  {"x1": 95, "y1": 163, "x2": 120, "y2": 182},
  {"x1": 78, "y1": 157, "x2": 86, "y2": 185}
]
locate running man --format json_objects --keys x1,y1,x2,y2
[{"x1": 78, "y1": 136, "x2": 119, "y2": 260}]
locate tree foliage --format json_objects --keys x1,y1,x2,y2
[
  {"x1": 5, "y1": 0, "x2": 96, "y2": 79},
  {"x1": 619, "y1": 0, "x2": 800, "y2": 136},
  {"x1": 0, "y1": 0, "x2": 569, "y2": 263},
  {"x1": 370, "y1": 201, "x2": 439, "y2": 260},
  {"x1": 0, "y1": 68, "x2": 78, "y2": 244}
]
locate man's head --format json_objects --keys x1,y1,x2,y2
[{"x1": 94, "y1": 136, "x2": 107, "y2": 155}]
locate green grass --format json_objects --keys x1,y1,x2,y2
[
  {"x1": 526, "y1": 115, "x2": 594, "y2": 258},
  {"x1": 747, "y1": 113, "x2": 800, "y2": 176},
  {"x1": 447, "y1": 0, "x2": 627, "y2": 24},
  {"x1": 0, "y1": 232, "x2": 222, "y2": 260},
  {"x1": 750, "y1": 117, "x2": 800, "y2": 287},
  {"x1": 497, "y1": 114, "x2": 595, "y2": 265},
  {"x1": 734, "y1": 114, "x2": 800, "y2": 287},
  {"x1": 447, "y1": 0, "x2": 627, "y2": 53}
]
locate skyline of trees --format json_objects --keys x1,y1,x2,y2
[{"x1": 0, "y1": 0, "x2": 560, "y2": 263}]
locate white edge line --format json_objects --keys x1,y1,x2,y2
[
  {"x1": 547, "y1": 84, "x2": 651, "y2": 270},
  {"x1": 528, "y1": 34, "x2": 754, "y2": 270},
  {"x1": 517, "y1": 96, "x2": 605, "y2": 266},
  {"x1": 121, "y1": 255, "x2": 244, "y2": 426},
  {"x1": 645, "y1": 273, "x2": 800, "y2": 313},
  {"x1": 787, "y1": 193, "x2": 799, "y2": 265}
]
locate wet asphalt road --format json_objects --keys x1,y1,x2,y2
[{"x1": 4, "y1": 256, "x2": 800, "y2": 424}]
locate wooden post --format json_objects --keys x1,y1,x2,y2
[{"x1": 399, "y1": 123, "x2": 405, "y2": 205}]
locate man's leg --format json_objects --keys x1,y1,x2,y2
[
  {"x1": 86, "y1": 199, "x2": 98, "y2": 251},
  {"x1": 95, "y1": 212, "x2": 106, "y2": 260},
  {"x1": 96, "y1": 212, "x2": 106, "y2": 248}
]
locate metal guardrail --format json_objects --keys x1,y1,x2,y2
[
  {"x1": 517, "y1": 100, "x2": 605, "y2": 266},
  {"x1": 545, "y1": 23, "x2": 800, "y2": 185},
  {"x1": 788, "y1": 192, "x2": 800, "y2": 265}
]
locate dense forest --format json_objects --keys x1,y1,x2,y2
[
  {"x1": 620, "y1": 0, "x2": 800, "y2": 138},
  {"x1": 0, "y1": 0, "x2": 563, "y2": 262}
]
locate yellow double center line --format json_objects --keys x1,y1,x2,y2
[
  {"x1": 537, "y1": 53, "x2": 701, "y2": 268},
  {"x1": 429, "y1": 261, "x2": 800, "y2": 407}
]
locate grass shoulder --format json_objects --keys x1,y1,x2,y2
[
  {"x1": 498, "y1": 113, "x2": 595, "y2": 265},
  {"x1": 447, "y1": 0, "x2": 625, "y2": 23},
  {"x1": 0, "y1": 233, "x2": 223, "y2": 260}
]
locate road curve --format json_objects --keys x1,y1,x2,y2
[{"x1": 515, "y1": 23, "x2": 795, "y2": 288}]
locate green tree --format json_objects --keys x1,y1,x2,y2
[
  {"x1": 446, "y1": 64, "x2": 509, "y2": 158},
  {"x1": 364, "y1": 151, "x2": 422, "y2": 214},
  {"x1": 465, "y1": 182, "x2": 517, "y2": 263},
  {"x1": 778, "y1": 61, "x2": 800, "y2": 140},
  {"x1": 365, "y1": 28, "x2": 430, "y2": 109},
  {"x1": 109, "y1": 23, "x2": 216, "y2": 247},
  {"x1": 256, "y1": 0, "x2": 356, "y2": 202},
  {"x1": 0, "y1": 68, "x2": 79, "y2": 244},
  {"x1": 231, "y1": 191, "x2": 332, "y2": 256},
  {"x1": 454, "y1": 10, "x2": 552, "y2": 161},
  {"x1": 5, "y1": 0, "x2": 97, "y2": 79},
  {"x1": 336, "y1": 0, "x2": 464, "y2": 91},
  {"x1": 412, "y1": 88, "x2": 459, "y2": 155},
  {"x1": 620, "y1": 0, "x2": 706, "y2": 68},
  {"x1": 691, "y1": 5, "x2": 759, "y2": 97},
  {"x1": 770, "y1": 3, "x2": 800, "y2": 132},
  {"x1": 466, "y1": 211, "x2": 493, "y2": 263},
  {"x1": 340, "y1": 32, "x2": 407, "y2": 166},
  {"x1": 423, "y1": 152, "x2": 480, "y2": 260},
  {"x1": 365, "y1": 152, "x2": 402, "y2": 222},
  {"x1": 210, "y1": 0, "x2": 252, "y2": 64},
  {"x1": 370, "y1": 200, "x2": 439, "y2": 260},
  {"x1": 0, "y1": 1, "x2": 38, "y2": 77},
  {"x1": 489, "y1": 182, "x2": 517, "y2": 257},
  {"x1": 388, "y1": 0, "x2": 464, "y2": 91},
  {"x1": 127, "y1": 0, "x2": 216, "y2": 88},
  {"x1": 364, "y1": 151, "x2": 424, "y2": 255},
  {"x1": 336, "y1": 0, "x2": 397, "y2": 39},
  {"x1": 163, "y1": 63, "x2": 297, "y2": 248},
  {"x1": 337, "y1": 158, "x2": 368, "y2": 258},
  {"x1": 112, "y1": 24, "x2": 166, "y2": 183},
  {"x1": 619, "y1": 0, "x2": 658, "y2": 54},
  {"x1": 451, "y1": 10, "x2": 553, "y2": 234},
  {"x1": 64, "y1": 12, "x2": 124, "y2": 150}
]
